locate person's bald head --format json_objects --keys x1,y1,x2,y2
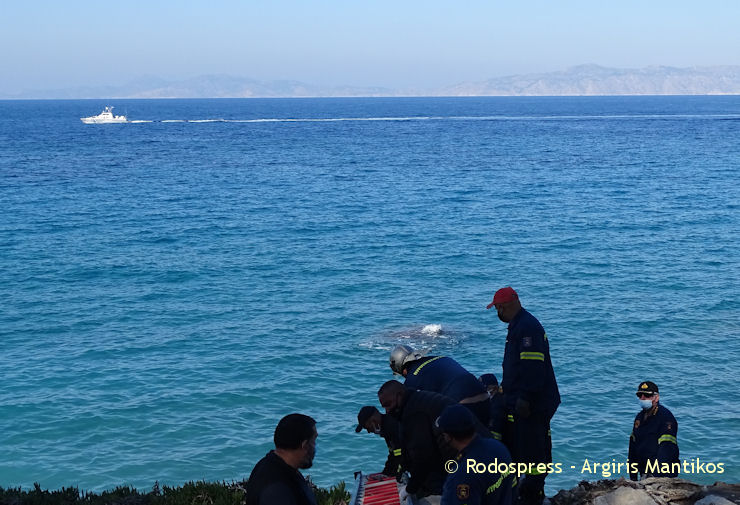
[{"x1": 378, "y1": 380, "x2": 406, "y2": 418}]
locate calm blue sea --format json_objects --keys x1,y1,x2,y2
[{"x1": 1, "y1": 97, "x2": 739, "y2": 495}]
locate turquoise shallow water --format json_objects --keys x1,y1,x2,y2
[{"x1": 1, "y1": 97, "x2": 738, "y2": 495}]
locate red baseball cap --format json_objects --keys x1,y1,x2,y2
[{"x1": 486, "y1": 287, "x2": 518, "y2": 309}]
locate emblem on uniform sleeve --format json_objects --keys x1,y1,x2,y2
[
  {"x1": 522, "y1": 336, "x2": 532, "y2": 347},
  {"x1": 634, "y1": 420, "x2": 640, "y2": 429},
  {"x1": 457, "y1": 484, "x2": 470, "y2": 499},
  {"x1": 666, "y1": 422, "x2": 672, "y2": 431}
]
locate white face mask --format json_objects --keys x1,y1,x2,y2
[{"x1": 638, "y1": 398, "x2": 653, "y2": 410}]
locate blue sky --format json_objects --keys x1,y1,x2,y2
[{"x1": 2, "y1": 0, "x2": 739, "y2": 93}]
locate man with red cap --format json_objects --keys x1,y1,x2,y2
[{"x1": 487, "y1": 287, "x2": 560, "y2": 505}]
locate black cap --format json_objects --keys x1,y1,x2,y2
[
  {"x1": 355, "y1": 406, "x2": 378, "y2": 433},
  {"x1": 478, "y1": 373, "x2": 498, "y2": 387},
  {"x1": 435, "y1": 404, "x2": 475, "y2": 433},
  {"x1": 636, "y1": 381, "x2": 659, "y2": 396}
]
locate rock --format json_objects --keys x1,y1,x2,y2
[
  {"x1": 694, "y1": 496, "x2": 736, "y2": 505},
  {"x1": 550, "y1": 479, "x2": 740, "y2": 505},
  {"x1": 699, "y1": 482, "x2": 740, "y2": 505},
  {"x1": 640, "y1": 477, "x2": 702, "y2": 505},
  {"x1": 593, "y1": 486, "x2": 658, "y2": 505}
]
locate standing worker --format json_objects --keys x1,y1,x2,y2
[
  {"x1": 628, "y1": 381, "x2": 679, "y2": 480},
  {"x1": 487, "y1": 287, "x2": 560, "y2": 505}
]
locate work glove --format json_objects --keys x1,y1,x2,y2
[
  {"x1": 399, "y1": 485, "x2": 410, "y2": 504},
  {"x1": 515, "y1": 397, "x2": 531, "y2": 419}
]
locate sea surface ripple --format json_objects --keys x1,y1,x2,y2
[{"x1": 0, "y1": 97, "x2": 738, "y2": 495}]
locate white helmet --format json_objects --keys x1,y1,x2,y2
[{"x1": 389, "y1": 344, "x2": 423, "y2": 374}]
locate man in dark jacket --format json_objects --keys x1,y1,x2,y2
[
  {"x1": 355, "y1": 405, "x2": 404, "y2": 479},
  {"x1": 487, "y1": 287, "x2": 560, "y2": 505},
  {"x1": 629, "y1": 381, "x2": 679, "y2": 480},
  {"x1": 246, "y1": 413, "x2": 318, "y2": 505},
  {"x1": 389, "y1": 345, "x2": 490, "y2": 423},
  {"x1": 378, "y1": 380, "x2": 491, "y2": 503}
]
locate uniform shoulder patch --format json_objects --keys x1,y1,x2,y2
[
  {"x1": 666, "y1": 422, "x2": 673, "y2": 431},
  {"x1": 522, "y1": 336, "x2": 533, "y2": 348},
  {"x1": 457, "y1": 484, "x2": 470, "y2": 500},
  {"x1": 634, "y1": 420, "x2": 640, "y2": 430}
]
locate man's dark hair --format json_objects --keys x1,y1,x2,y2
[
  {"x1": 274, "y1": 413, "x2": 316, "y2": 450},
  {"x1": 378, "y1": 380, "x2": 405, "y2": 396}
]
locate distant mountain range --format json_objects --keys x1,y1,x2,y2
[
  {"x1": 5, "y1": 65, "x2": 740, "y2": 99},
  {"x1": 440, "y1": 64, "x2": 740, "y2": 96}
]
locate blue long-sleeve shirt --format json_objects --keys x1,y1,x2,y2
[{"x1": 404, "y1": 356, "x2": 487, "y2": 401}]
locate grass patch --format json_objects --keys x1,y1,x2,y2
[{"x1": 0, "y1": 480, "x2": 351, "y2": 505}]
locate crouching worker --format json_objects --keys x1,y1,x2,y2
[
  {"x1": 379, "y1": 380, "x2": 467, "y2": 505},
  {"x1": 355, "y1": 405, "x2": 404, "y2": 479},
  {"x1": 246, "y1": 413, "x2": 318, "y2": 505},
  {"x1": 437, "y1": 404, "x2": 516, "y2": 505},
  {"x1": 390, "y1": 345, "x2": 491, "y2": 425}
]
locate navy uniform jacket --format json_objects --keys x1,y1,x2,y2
[
  {"x1": 379, "y1": 414, "x2": 404, "y2": 478},
  {"x1": 628, "y1": 404, "x2": 679, "y2": 479},
  {"x1": 441, "y1": 435, "x2": 515, "y2": 505},
  {"x1": 246, "y1": 451, "x2": 317, "y2": 505},
  {"x1": 501, "y1": 309, "x2": 560, "y2": 418},
  {"x1": 405, "y1": 356, "x2": 487, "y2": 402}
]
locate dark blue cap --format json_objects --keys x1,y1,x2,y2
[
  {"x1": 436, "y1": 404, "x2": 475, "y2": 433},
  {"x1": 478, "y1": 373, "x2": 498, "y2": 387}
]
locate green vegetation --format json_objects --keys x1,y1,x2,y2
[
  {"x1": 311, "y1": 480, "x2": 349, "y2": 505},
  {"x1": 0, "y1": 480, "x2": 351, "y2": 505}
]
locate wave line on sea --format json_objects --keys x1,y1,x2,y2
[{"x1": 123, "y1": 113, "x2": 740, "y2": 124}]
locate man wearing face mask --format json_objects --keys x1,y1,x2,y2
[
  {"x1": 628, "y1": 381, "x2": 679, "y2": 480},
  {"x1": 355, "y1": 405, "x2": 404, "y2": 479},
  {"x1": 246, "y1": 413, "x2": 318, "y2": 505},
  {"x1": 487, "y1": 287, "x2": 560, "y2": 505}
]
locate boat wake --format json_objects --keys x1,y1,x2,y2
[{"x1": 104, "y1": 113, "x2": 740, "y2": 124}]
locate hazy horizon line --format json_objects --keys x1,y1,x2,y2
[{"x1": 5, "y1": 63, "x2": 740, "y2": 100}]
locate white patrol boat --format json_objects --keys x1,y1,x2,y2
[{"x1": 80, "y1": 106, "x2": 127, "y2": 124}]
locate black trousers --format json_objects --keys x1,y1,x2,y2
[{"x1": 503, "y1": 411, "x2": 552, "y2": 505}]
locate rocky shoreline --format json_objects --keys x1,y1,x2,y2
[{"x1": 549, "y1": 477, "x2": 739, "y2": 505}]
